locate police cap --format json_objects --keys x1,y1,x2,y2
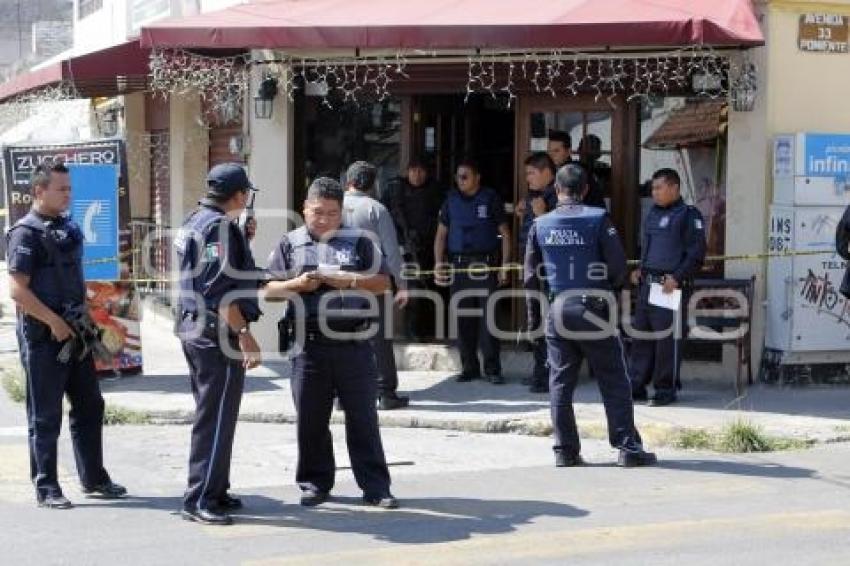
[{"x1": 206, "y1": 163, "x2": 255, "y2": 197}]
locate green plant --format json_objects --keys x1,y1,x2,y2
[
  {"x1": 103, "y1": 405, "x2": 151, "y2": 426},
  {"x1": 673, "y1": 428, "x2": 714, "y2": 450},
  {"x1": 1, "y1": 367, "x2": 25, "y2": 404}
]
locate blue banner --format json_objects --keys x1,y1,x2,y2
[
  {"x1": 68, "y1": 164, "x2": 120, "y2": 281},
  {"x1": 802, "y1": 133, "x2": 850, "y2": 177}
]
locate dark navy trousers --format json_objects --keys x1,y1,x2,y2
[
  {"x1": 181, "y1": 338, "x2": 245, "y2": 510},
  {"x1": 372, "y1": 296, "x2": 400, "y2": 396},
  {"x1": 450, "y1": 266, "x2": 501, "y2": 377},
  {"x1": 628, "y1": 281, "x2": 686, "y2": 396},
  {"x1": 546, "y1": 303, "x2": 640, "y2": 458},
  {"x1": 291, "y1": 339, "x2": 391, "y2": 498},
  {"x1": 17, "y1": 319, "x2": 109, "y2": 500}
]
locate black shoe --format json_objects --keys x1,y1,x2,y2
[
  {"x1": 617, "y1": 447, "x2": 658, "y2": 467},
  {"x1": 38, "y1": 494, "x2": 73, "y2": 509},
  {"x1": 487, "y1": 374, "x2": 505, "y2": 385},
  {"x1": 181, "y1": 506, "x2": 233, "y2": 525},
  {"x1": 529, "y1": 383, "x2": 549, "y2": 394},
  {"x1": 363, "y1": 494, "x2": 399, "y2": 509},
  {"x1": 455, "y1": 373, "x2": 480, "y2": 383},
  {"x1": 300, "y1": 490, "x2": 329, "y2": 507},
  {"x1": 632, "y1": 389, "x2": 649, "y2": 402},
  {"x1": 648, "y1": 393, "x2": 676, "y2": 407},
  {"x1": 378, "y1": 394, "x2": 409, "y2": 411},
  {"x1": 81, "y1": 480, "x2": 127, "y2": 499},
  {"x1": 554, "y1": 452, "x2": 584, "y2": 467},
  {"x1": 216, "y1": 493, "x2": 243, "y2": 511}
]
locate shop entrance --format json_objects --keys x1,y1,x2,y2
[{"x1": 409, "y1": 94, "x2": 515, "y2": 207}]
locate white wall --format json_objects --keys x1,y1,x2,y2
[
  {"x1": 73, "y1": 0, "x2": 129, "y2": 54},
  {"x1": 247, "y1": 57, "x2": 296, "y2": 357}
]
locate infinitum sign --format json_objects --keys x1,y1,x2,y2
[{"x1": 799, "y1": 13, "x2": 849, "y2": 53}]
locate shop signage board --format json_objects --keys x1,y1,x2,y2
[
  {"x1": 1, "y1": 140, "x2": 142, "y2": 373},
  {"x1": 68, "y1": 164, "x2": 120, "y2": 281},
  {"x1": 799, "y1": 13, "x2": 849, "y2": 53},
  {"x1": 773, "y1": 133, "x2": 850, "y2": 206}
]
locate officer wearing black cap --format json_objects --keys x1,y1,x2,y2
[
  {"x1": 7, "y1": 161, "x2": 126, "y2": 509},
  {"x1": 175, "y1": 162, "x2": 262, "y2": 525},
  {"x1": 524, "y1": 163, "x2": 656, "y2": 468},
  {"x1": 434, "y1": 159, "x2": 511, "y2": 384},
  {"x1": 629, "y1": 168, "x2": 706, "y2": 407},
  {"x1": 264, "y1": 177, "x2": 398, "y2": 510}
]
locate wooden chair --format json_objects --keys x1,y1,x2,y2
[{"x1": 688, "y1": 276, "x2": 757, "y2": 394}]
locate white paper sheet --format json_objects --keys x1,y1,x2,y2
[{"x1": 649, "y1": 282, "x2": 682, "y2": 311}]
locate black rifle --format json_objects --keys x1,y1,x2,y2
[{"x1": 57, "y1": 304, "x2": 113, "y2": 365}]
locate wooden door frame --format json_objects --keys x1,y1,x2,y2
[{"x1": 514, "y1": 94, "x2": 639, "y2": 257}]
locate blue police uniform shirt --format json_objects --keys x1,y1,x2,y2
[
  {"x1": 524, "y1": 204, "x2": 627, "y2": 297},
  {"x1": 174, "y1": 201, "x2": 261, "y2": 322},
  {"x1": 438, "y1": 186, "x2": 505, "y2": 255},
  {"x1": 267, "y1": 225, "x2": 388, "y2": 321},
  {"x1": 7, "y1": 211, "x2": 86, "y2": 311},
  {"x1": 641, "y1": 197, "x2": 707, "y2": 281},
  {"x1": 518, "y1": 182, "x2": 558, "y2": 252}
]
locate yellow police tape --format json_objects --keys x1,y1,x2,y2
[
  {"x1": 401, "y1": 249, "x2": 835, "y2": 278},
  {"x1": 0, "y1": 248, "x2": 836, "y2": 283}
]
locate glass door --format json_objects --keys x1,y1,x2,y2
[{"x1": 515, "y1": 95, "x2": 637, "y2": 257}]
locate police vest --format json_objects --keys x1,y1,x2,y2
[
  {"x1": 535, "y1": 206, "x2": 608, "y2": 294},
  {"x1": 643, "y1": 200, "x2": 691, "y2": 274},
  {"x1": 9, "y1": 212, "x2": 86, "y2": 310},
  {"x1": 446, "y1": 187, "x2": 500, "y2": 254},
  {"x1": 284, "y1": 226, "x2": 373, "y2": 320},
  {"x1": 174, "y1": 203, "x2": 230, "y2": 315}
]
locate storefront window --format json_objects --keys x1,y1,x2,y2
[
  {"x1": 528, "y1": 110, "x2": 613, "y2": 209},
  {"x1": 296, "y1": 96, "x2": 402, "y2": 205}
]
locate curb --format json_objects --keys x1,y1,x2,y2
[{"x1": 108, "y1": 404, "x2": 850, "y2": 448}]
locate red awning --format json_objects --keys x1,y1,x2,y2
[
  {"x1": 0, "y1": 41, "x2": 151, "y2": 102},
  {"x1": 140, "y1": 0, "x2": 763, "y2": 50}
]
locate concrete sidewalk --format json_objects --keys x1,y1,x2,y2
[
  {"x1": 1, "y1": 274, "x2": 849, "y2": 447},
  {"x1": 98, "y1": 366, "x2": 850, "y2": 446}
]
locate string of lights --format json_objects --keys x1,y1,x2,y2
[{"x1": 147, "y1": 46, "x2": 754, "y2": 109}]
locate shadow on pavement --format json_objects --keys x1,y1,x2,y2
[
  {"x1": 234, "y1": 495, "x2": 588, "y2": 544},
  {"x1": 656, "y1": 459, "x2": 817, "y2": 479},
  {"x1": 99, "y1": 374, "x2": 283, "y2": 395}
]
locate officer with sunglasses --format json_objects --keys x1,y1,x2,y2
[{"x1": 434, "y1": 159, "x2": 511, "y2": 384}]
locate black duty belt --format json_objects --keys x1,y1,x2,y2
[
  {"x1": 304, "y1": 319, "x2": 371, "y2": 344},
  {"x1": 547, "y1": 293, "x2": 609, "y2": 309},
  {"x1": 448, "y1": 253, "x2": 497, "y2": 265},
  {"x1": 642, "y1": 273, "x2": 693, "y2": 289}
]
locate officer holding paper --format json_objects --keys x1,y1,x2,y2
[{"x1": 628, "y1": 168, "x2": 706, "y2": 407}]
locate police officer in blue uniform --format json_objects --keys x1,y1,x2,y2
[
  {"x1": 629, "y1": 168, "x2": 706, "y2": 407},
  {"x1": 524, "y1": 164, "x2": 656, "y2": 468},
  {"x1": 7, "y1": 161, "x2": 126, "y2": 509},
  {"x1": 434, "y1": 159, "x2": 511, "y2": 384},
  {"x1": 517, "y1": 153, "x2": 558, "y2": 393},
  {"x1": 264, "y1": 177, "x2": 398, "y2": 510},
  {"x1": 175, "y1": 163, "x2": 262, "y2": 525}
]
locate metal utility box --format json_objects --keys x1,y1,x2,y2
[{"x1": 766, "y1": 205, "x2": 850, "y2": 352}]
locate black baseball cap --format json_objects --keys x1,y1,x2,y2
[{"x1": 206, "y1": 163, "x2": 255, "y2": 196}]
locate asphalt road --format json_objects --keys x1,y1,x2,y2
[{"x1": 1, "y1": 391, "x2": 849, "y2": 565}]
